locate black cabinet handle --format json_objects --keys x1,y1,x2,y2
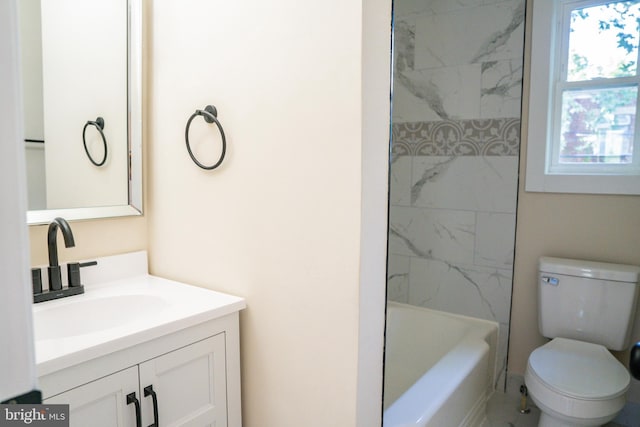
[
  {"x1": 126, "y1": 392, "x2": 142, "y2": 427},
  {"x1": 144, "y1": 385, "x2": 159, "y2": 427}
]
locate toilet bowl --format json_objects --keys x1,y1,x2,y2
[
  {"x1": 525, "y1": 338, "x2": 629, "y2": 427},
  {"x1": 524, "y1": 257, "x2": 640, "y2": 427}
]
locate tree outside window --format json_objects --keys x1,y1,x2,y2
[{"x1": 558, "y1": 1, "x2": 640, "y2": 166}]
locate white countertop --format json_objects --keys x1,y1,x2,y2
[{"x1": 33, "y1": 274, "x2": 246, "y2": 377}]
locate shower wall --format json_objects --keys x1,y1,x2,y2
[{"x1": 388, "y1": 0, "x2": 525, "y2": 388}]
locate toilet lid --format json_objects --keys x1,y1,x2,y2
[{"x1": 528, "y1": 337, "x2": 630, "y2": 400}]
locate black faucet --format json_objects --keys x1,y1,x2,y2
[
  {"x1": 47, "y1": 217, "x2": 75, "y2": 292},
  {"x1": 32, "y1": 217, "x2": 93, "y2": 303}
]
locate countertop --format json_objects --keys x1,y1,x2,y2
[{"x1": 33, "y1": 273, "x2": 246, "y2": 377}]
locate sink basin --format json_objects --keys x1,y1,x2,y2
[
  {"x1": 33, "y1": 294, "x2": 170, "y2": 341},
  {"x1": 32, "y1": 269, "x2": 246, "y2": 377}
]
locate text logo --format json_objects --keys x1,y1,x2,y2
[{"x1": 0, "y1": 405, "x2": 68, "y2": 427}]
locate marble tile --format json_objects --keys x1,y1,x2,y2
[
  {"x1": 393, "y1": 1, "x2": 429, "y2": 20},
  {"x1": 389, "y1": 157, "x2": 412, "y2": 206},
  {"x1": 411, "y1": 156, "x2": 519, "y2": 213},
  {"x1": 388, "y1": 206, "x2": 476, "y2": 264},
  {"x1": 393, "y1": 16, "x2": 488, "y2": 121},
  {"x1": 475, "y1": 212, "x2": 516, "y2": 269},
  {"x1": 406, "y1": 257, "x2": 513, "y2": 392},
  {"x1": 413, "y1": 0, "x2": 525, "y2": 69},
  {"x1": 470, "y1": 0, "x2": 525, "y2": 64},
  {"x1": 495, "y1": 322, "x2": 510, "y2": 389},
  {"x1": 387, "y1": 255, "x2": 410, "y2": 303},
  {"x1": 481, "y1": 59, "x2": 523, "y2": 119},
  {"x1": 394, "y1": 21, "x2": 415, "y2": 75},
  {"x1": 407, "y1": 257, "x2": 513, "y2": 325},
  {"x1": 394, "y1": 64, "x2": 482, "y2": 121},
  {"x1": 392, "y1": 81, "x2": 444, "y2": 122},
  {"x1": 395, "y1": 0, "x2": 487, "y2": 18}
]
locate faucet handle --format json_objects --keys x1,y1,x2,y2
[
  {"x1": 67, "y1": 260, "x2": 97, "y2": 288},
  {"x1": 31, "y1": 268, "x2": 43, "y2": 295},
  {"x1": 79, "y1": 261, "x2": 98, "y2": 268}
]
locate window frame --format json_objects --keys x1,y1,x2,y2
[{"x1": 526, "y1": 0, "x2": 640, "y2": 194}]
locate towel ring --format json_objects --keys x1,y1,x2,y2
[
  {"x1": 82, "y1": 117, "x2": 107, "y2": 167},
  {"x1": 185, "y1": 105, "x2": 227, "y2": 170}
]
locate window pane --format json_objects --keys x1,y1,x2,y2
[
  {"x1": 567, "y1": 1, "x2": 640, "y2": 82},
  {"x1": 559, "y1": 86, "x2": 636, "y2": 164}
]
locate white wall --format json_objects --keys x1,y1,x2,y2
[
  {"x1": 18, "y1": 0, "x2": 46, "y2": 210},
  {"x1": 17, "y1": 0, "x2": 44, "y2": 142},
  {"x1": 41, "y1": 0, "x2": 128, "y2": 209},
  {"x1": 25, "y1": 142, "x2": 46, "y2": 210},
  {"x1": 0, "y1": 0, "x2": 38, "y2": 402},
  {"x1": 147, "y1": 1, "x2": 390, "y2": 426},
  {"x1": 358, "y1": 0, "x2": 392, "y2": 424}
]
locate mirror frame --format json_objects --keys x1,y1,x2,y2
[{"x1": 27, "y1": 0, "x2": 143, "y2": 225}]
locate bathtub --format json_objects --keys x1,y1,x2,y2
[{"x1": 383, "y1": 302, "x2": 499, "y2": 427}]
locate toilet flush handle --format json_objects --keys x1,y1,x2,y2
[{"x1": 541, "y1": 276, "x2": 559, "y2": 286}]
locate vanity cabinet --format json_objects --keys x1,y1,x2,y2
[
  {"x1": 38, "y1": 312, "x2": 241, "y2": 427},
  {"x1": 45, "y1": 334, "x2": 226, "y2": 427},
  {"x1": 45, "y1": 366, "x2": 138, "y2": 427},
  {"x1": 138, "y1": 334, "x2": 227, "y2": 426}
]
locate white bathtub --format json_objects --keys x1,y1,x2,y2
[{"x1": 383, "y1": 302, "x2": 499, "y2": 427}]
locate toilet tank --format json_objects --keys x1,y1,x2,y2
[{"x1": 538, "y1": 257, "x2": 640, "y2": 351}]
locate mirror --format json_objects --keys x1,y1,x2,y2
[{"x1": 18, "y1": 0, "x2": 143, "y2": 225}]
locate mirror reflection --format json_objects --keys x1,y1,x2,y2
[{"x1": 18, "y1": 0, "x2": 141, "y2": 222}]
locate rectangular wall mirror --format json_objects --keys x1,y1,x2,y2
[{"x1": 19, "y1": 0, "x2": 143, "y2": 225}]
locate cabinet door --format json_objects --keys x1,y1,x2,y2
[
  {"x1": 44, "y1": 366, "x2": 139, "y2": 427},
  {"x1": 139, "y1": 334, "x2": 227, "y2": 427}
]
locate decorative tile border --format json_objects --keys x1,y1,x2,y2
[{"x1": 392, "y1": 118, "x2": 521, "y2": 156}]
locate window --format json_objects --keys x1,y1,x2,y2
[{"x1": 526, "y1": 0, "x2": 640, "y2": 194}]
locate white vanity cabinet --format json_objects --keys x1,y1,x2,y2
[
  {"x1": 138, "y1": 334, "x2": 227, "y2": 426},
  {"x1": 45, "y1": 366, "x2": 139, "y2": 427},
  {"x1": 39, "y1": 312, "x2": 242, "y2": 427},
  {"x1": 33, "y1": 252, "x2": 246, "y2": 427}
]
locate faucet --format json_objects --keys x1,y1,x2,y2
[{"x1": 47, "y1": 217, "x2": 75, "y2": 292}]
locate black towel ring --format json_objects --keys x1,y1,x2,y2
[
  {"x1": 185, "y1": 105, "x2": 227, "y2": 170},
  {"x1": 82, "y1": 117, "x2": 107, "y2": 167}
]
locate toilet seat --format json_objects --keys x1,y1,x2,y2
[
  {"x1": 525, "y1": 337, "x2": 630, "y2": 423},
  {"x1": 528, "y1": 337, "x2": 630, "y2": 400}
]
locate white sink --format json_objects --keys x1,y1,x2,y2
[
  {"x1": 33, "y1": 294, "x2": 170, "y2": 341},
  {"x1": 32, "y1": 272, "x2": 246, "y2": 377}
]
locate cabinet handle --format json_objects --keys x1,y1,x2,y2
[
  {"x1": 126, "y1": 392, "x2": 142, "y2": 427},
  {"x1": 144, "y1": 385, "x2": 159, "y2": 427}
]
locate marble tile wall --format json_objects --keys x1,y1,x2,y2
[{"x1": 388, "y1": 0, "x2": 525, "y2": 389}]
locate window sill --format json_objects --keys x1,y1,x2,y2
[{"x1": 525, "y1": 171, "x2": 640, "y2": 195}]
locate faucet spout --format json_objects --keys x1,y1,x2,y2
[
  {"x1": 47, "y1": 217, "x2": 75, "y2": 267},
  {"x1": 47, "y1": 217, "x2": 75, "y2": 292}
]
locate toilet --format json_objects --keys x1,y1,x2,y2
[{"x1": 525, "y1": 257, "x2": 640, "y2": 427}]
